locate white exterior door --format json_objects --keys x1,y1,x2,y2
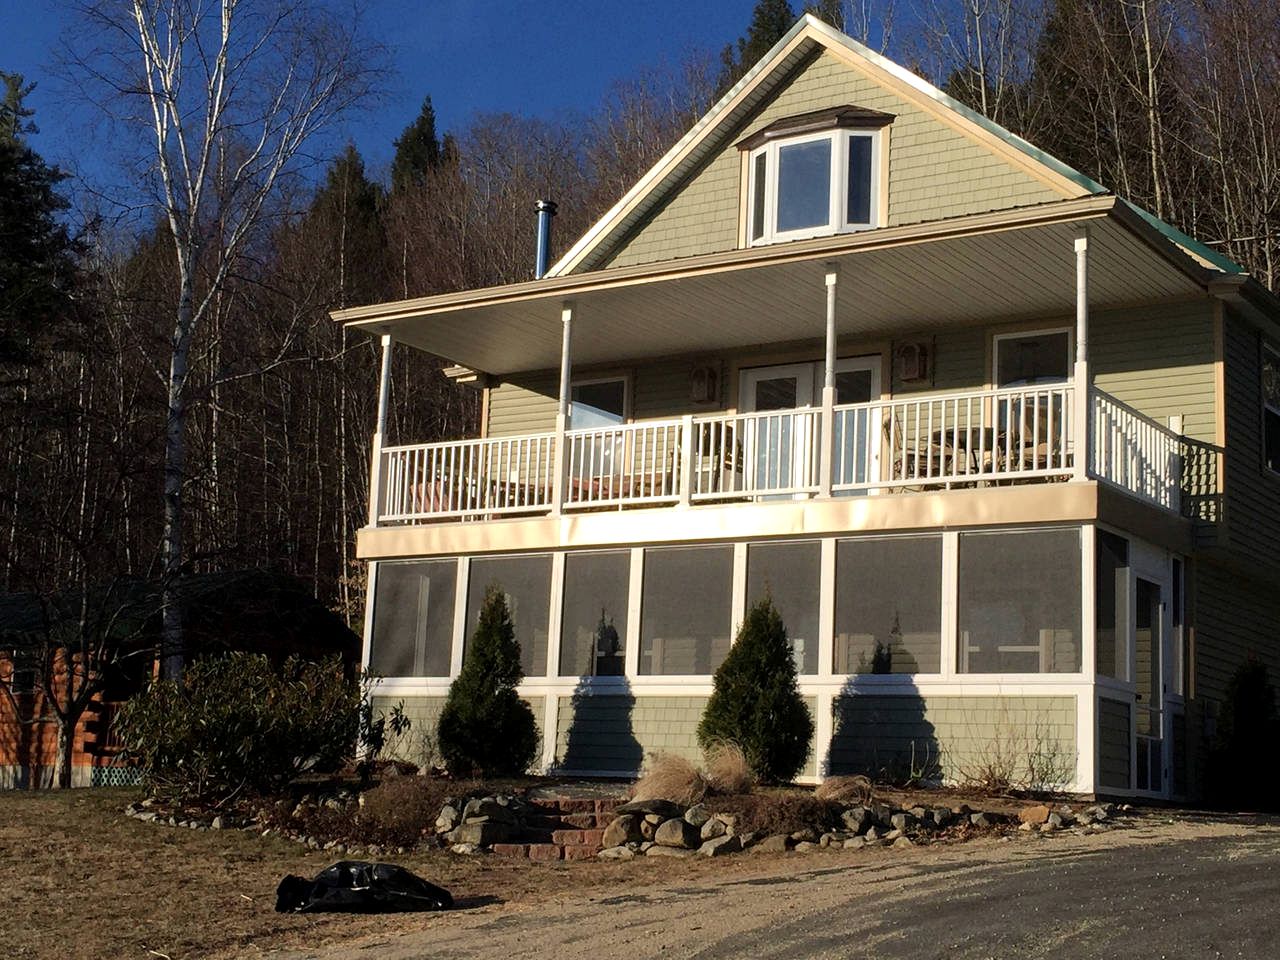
[
  {"x1": 831, "y1": 357, "x2": 881, "y2": 490},
  {"x1": 740, "y1": 364, "x2": 816, "y2": 495}
]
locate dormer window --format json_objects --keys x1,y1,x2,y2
[{"x1": 739, "y1": 105, "x2": 891, "y2": 245}]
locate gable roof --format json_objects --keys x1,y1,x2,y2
[{"x1": 547, "y1": 13, "x2": 1241, "y2": 278}]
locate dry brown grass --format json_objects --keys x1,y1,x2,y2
[
  {"x1": 704, "y1": 789, "x2": 842, "y2": 836},
  {"x1": 631, "y1": 753, "x2": 708, "y2": 806},
  {"x1": 813, "y1": 774, "x2": 874, "y2": 805},
  {"x1": 703, "y1": 741, "x2": 755, "y2": 795}
]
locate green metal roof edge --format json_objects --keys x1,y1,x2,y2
[{"x1": 1118, "y1": 198, "x2": 1244, "y2": 275}]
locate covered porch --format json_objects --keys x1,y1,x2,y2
[{"x1": 336, "y1": 196, "x2": 1227, "y2": 529}]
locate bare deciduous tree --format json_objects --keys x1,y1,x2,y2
[{"x1": 67, "y1": 0, "x2": 381, "y2": 674}]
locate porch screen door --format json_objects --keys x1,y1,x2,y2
[
  {"x1": 1134, "y1": 577, "x2": 1165, "y2": 793},
  {"x1": 740, "y1": 364, "x2": 815, "y2": 495}
]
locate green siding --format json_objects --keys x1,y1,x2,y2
[
  {"x1": 1221, "y1": 315, "x2": 1280, "y2": 565},
  {"x1": 372, "y1": 695, "x2": 544, "y2": 770},
  {"x1": 554, "y1": 693, "x2": 817, "y2": 777},
  {"x1": 828, "y1": 694, "x2": 1077, "y2": 788},
  {"x1": 1098, "y1": 697, "x2": 1131, "y2": 790},
  {"x1": 601, "y1": 50, "x2": 1066, "y2": 271},
  {"x1": 1092, "y1": 301, "x2": 1217, "y2": 445},
  {"x1": 555, "y1": 694, "x2": 708, "y2": 772}
]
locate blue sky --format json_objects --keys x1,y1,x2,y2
[{"x1": 0, "y1": 0, "x2": 759, "y2": 182}]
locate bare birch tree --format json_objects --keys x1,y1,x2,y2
[{"x1": 67, "y1": 0, "x2": 380, "y2": 674}]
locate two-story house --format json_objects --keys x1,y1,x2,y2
[{"x1": 333, "y1": 16, "x2": 1280, "y2": 800}]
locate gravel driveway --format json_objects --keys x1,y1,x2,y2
[{"x1": 272, "y1": 815, "x2": 1280, "y2": 960}]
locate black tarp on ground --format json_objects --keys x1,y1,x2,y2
[{"x1": 275, "y1": 861, "x2": 454, "y2": 914}]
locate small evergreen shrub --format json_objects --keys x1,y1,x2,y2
[
  {"x1": 437, "y1": 586, "x2": 539, "y2": 776},
  {"x1": 1208, "y1": 655, "x2": 1280, "y2": 810},
  {"x1": 697, "y1": 598, "x2": 814, "y2": 783},
  {"x1": 115, "y1": 653, "x2": 360, "y2": 802}
]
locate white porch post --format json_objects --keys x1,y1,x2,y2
[
  {"x1": 818, "y1": 265, "x2": 839, "y2": 498},
  {"x1": 551, "y1": 302, "x2": 574, "y2": 515},
  {"x1": 367, "y1": 334, "x2": 394, "y2": 526},
  {"x1": 1072, "y1": 231, "x2": 1091, "y2": 482}
]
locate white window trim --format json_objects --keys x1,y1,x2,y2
[{"x1": 747, "y1": 129, "x2": 882, "y2": 246}]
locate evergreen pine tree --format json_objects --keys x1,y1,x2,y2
[
  {"x1": 717, "y1": 0, "x2": 795, "y2": 95},
  {"x1": 390, "y1": 96, "x2": 443, "y2": 193},
  {"x1": 0, "y1": 73, "x2": 79, "y2": 374},
  {"x1": 697, "y1": 597, "x2": 814, "y2": 783},
  {"x1": 307, "y1": 143, "x2": 388, "y2": 308},
  {"x1": 437, "y1": 585, "x2": 539, "y2": 776}
]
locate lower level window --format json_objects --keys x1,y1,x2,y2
[
  {"x1": 746, "y1": 541, "x2": 820, "y2": 675},
  {"x1": 639, "y1": 545, "x2": 733, "y2": 675},
  {"x1": 369, "y1": 560, "x2": 457, "y2": 677},
  {"x1": 835, "y1": 536, "x2": 942, "y2": 674},
  {"x1": 958, "y1": 528, "x2": 1081, "y2": 673},
  {"x1": 466, "y1": 555, "x2": 552, "y2": 677},
  {"x1": 559, "y1": 550, "x2": 630, "y2": 677}
]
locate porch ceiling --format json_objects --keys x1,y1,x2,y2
[{"x1": 334, "y1": 196, "x2": 1214, "y2": 376}]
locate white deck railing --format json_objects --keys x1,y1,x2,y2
[
  {"x1": 1090, "y1": 389, "x2": 1181, "y2": 512},
  {"x1": 563, "y1": 419, "x2": 683, "y2": 508},
  {"x1": 372, "y1": 384, "x2": 1203, "y2": 524},
  {"x1": 690, "y1": 408, "x2": 822, "y2": 500},
  {"x1": 833, "y1": 384, "x2": 1076, "y2": 491},
  {"x1": 378, "y1": 433, "x2": 556, "y2": 521}
]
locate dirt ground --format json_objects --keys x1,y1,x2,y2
[
  {"x1": 4, "y1": 788, "x2": 1270, "y2": 960},
  {"x1": 0, "y1": 787, "x2": 823, "y2": 960}
]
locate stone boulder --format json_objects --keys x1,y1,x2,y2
[
  {"x1": 684, "y1": 804, "x2": 711, "y2": 828},
  {"x1": 1018, "y1": 804, "x2": 1051, "y2": 826},
  {"x1": 602, "y1": 814, "x2": 644, "y2": 848},
  {"x1": 654, "y1": 817, "x2": 701, "y2": 849},
  {"x1": 700, "y1": 817, "x2": 727, "y2": 842},
  {"x1": 699, "y1": 834, "x2": 742, "y2": 857},
  {"x1": 448, "y1": 819, "x2": 512, "y2": 846}
]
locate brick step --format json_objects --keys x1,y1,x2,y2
[{"x1": 491, "y1": 842, "x2": 604, "y2": 862}]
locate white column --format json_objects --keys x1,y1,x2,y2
[
  {"x1": 367, "y1": 334, "x2": 394, "y2": 526},
  {"x1": 1073, "y1": 232, "x2": 1091, "y2": 482},
  {"x1": 552, "y1": 303, "x2": 574, "y2": 515},
  {"x1": 819, "y1": 266, "x2": 839, "y2": 498}
]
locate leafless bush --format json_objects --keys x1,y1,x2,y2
[
  {"x1": 631, "y1": 752, "x2": 708, "y2": 806},
  {"x1": 703, "y1": 741, "x2": 755, "y2": 795},
  {"x1": 954, "y1": 712, "x2": 1074, "y2": 796},
  {"x1": 814, "y1": 774, "x2": 874, "y2": 805}
]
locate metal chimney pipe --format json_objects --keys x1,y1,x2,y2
[{"x1": 535, "y1": 199, "x2": 558, "y2": 279}]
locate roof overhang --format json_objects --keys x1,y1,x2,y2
[{"x1": 333, "y1": 196, "x2": 1228, "y2": 377}]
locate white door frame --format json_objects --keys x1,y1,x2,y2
[{"x1": 1129, "y1": 542, "x2": 1173, "y2": 799}]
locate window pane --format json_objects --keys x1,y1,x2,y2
[
  {"x1": 846, "y1": 134, "x2": 873, "y2": 225},
  {"x1": 370, "y1": 560, "x2": 456, "y2": 677},
  {"x1": 835, "y1": 536, "x2": 942, "y2": 674},
  {"x1": 996, "y1": 331, "x2": 1070, "y2": 387},
  {"x1": 640, "y1": 545, "x2": 733, "y2": 675},
  {"x1": 776, "y1": 139, "x2": 831, "y2": 232},
  {"x1": 1095, "y1": 531, "x2": 1128, "y2": 679},
  {"x1": 746, "y1": 541, "x2": 820, "y2": 675},
  {"x1": 752, "y1": 152, "x2": 767, "y2": 240},
  {"x1": 467, "y1": 555, "x2": 552, "y2": 677},
  {"x1": 958, "y1": 529, "x2": 1081, "y2": 673},
  {"x1": 571, "y1": 379, "x2": 626, "y2": 429},
  {"x1": 834, "y1": 368, "x2": 873, "y2": 404},
  {"x1": 1266, "y1": 409, "x2": 1280, "y2": 473},
  {"x1": 560, "y1": 551, "x2": 630, "y2": 677}
]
